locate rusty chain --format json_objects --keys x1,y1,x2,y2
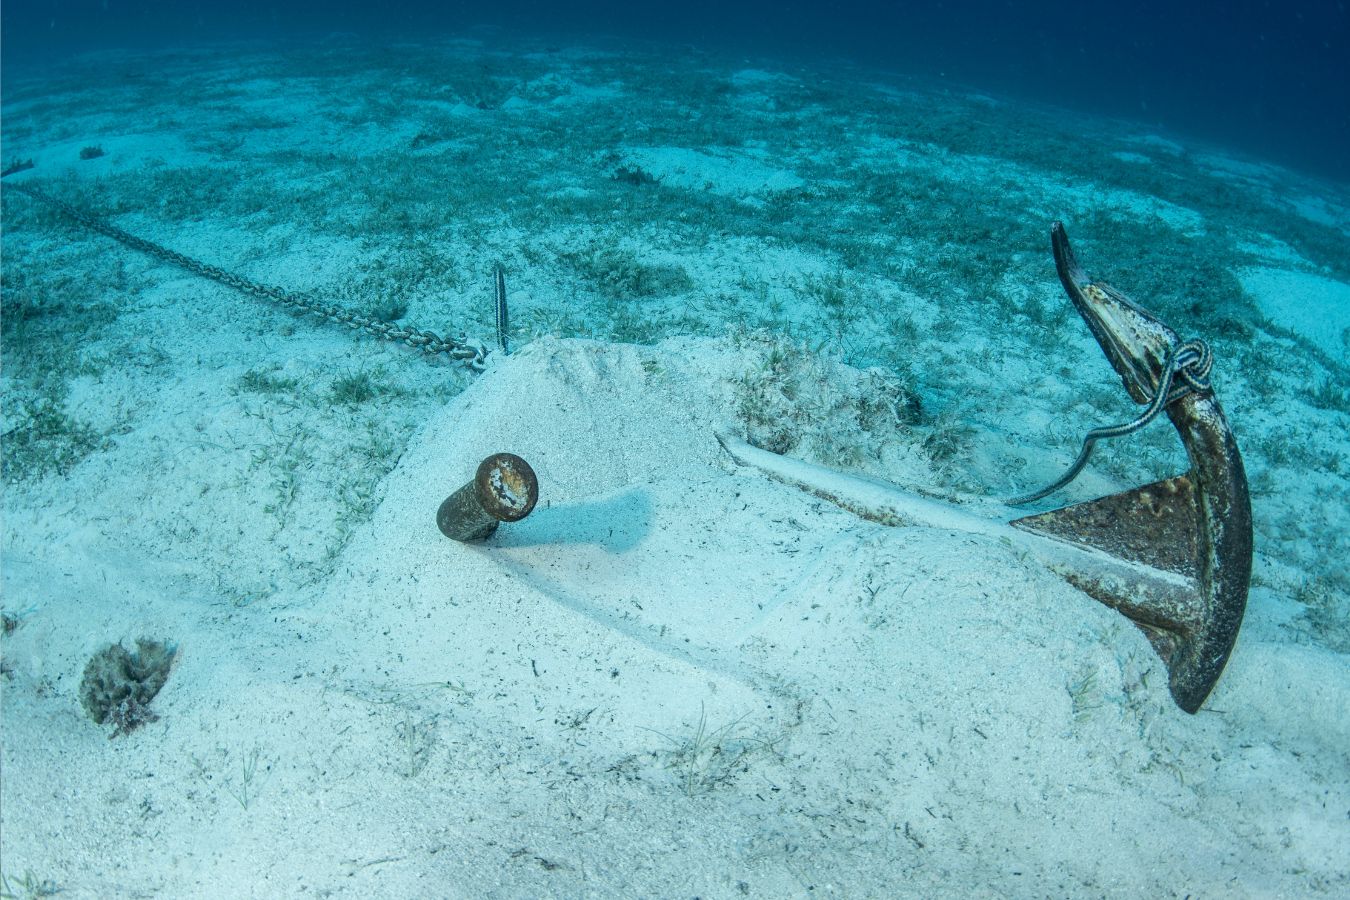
[{"x1": 5, "y1": 181, "x2": 490, "y2": 371}]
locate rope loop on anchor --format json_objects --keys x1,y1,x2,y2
[
  {"x1": 1008, "y1": 337, "x2": 1214, "y2": 506},
  {"x1": 1167, "y1": 338, "x2": 1213, "y2": 401}
]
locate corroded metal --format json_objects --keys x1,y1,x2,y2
[
  {"x1": 437, "y1": 453, "x2": 539, "y2": 542},
  {"x1": 1015, "y1": 474, "x2": 1201, "y2": 579},
  {"x1": 716, "y1": 223, "x2": 1253, "y2": 716},
  {"x1": 494, "y1": 264, "x2": 511, "y2": 354},
  {"x1": 3, "y1": 180, "x2": 490, "y2": 370},
  {"x1": 1011, "y1": 223, "x2": 1252, "y2": 713}
]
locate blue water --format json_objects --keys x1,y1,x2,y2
[{"x1": 3, "y1": 0, "x2": 1348, "y2": 183}]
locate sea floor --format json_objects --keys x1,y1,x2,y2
[{"x1": 2, "y1": 33, "x2": 1348, "y2": 898}]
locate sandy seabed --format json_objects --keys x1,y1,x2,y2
[{"x1": 2, "y1": 34, "x2": 1348, "y2": 898}]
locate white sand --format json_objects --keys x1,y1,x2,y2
[
  {"x1": 1242, "y1": 267, "x2": 1350, "y2": 362},
  {"x1": 3, "y1": 37, "x2": 1348, "y2": 898},
  {"x1": 4, "y1": 335, "x2": 1347, "y2": 896}
]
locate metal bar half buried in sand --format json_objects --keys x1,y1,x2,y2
[
  {"x1": 718, "y1": 223, "x2": 1253, "y2": 714},
  {"x1": 437, "y1": 453, "x2": 539, "y2": 542}
]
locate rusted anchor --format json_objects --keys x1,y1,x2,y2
[
  {"x1": 718, "y1": 223, "x2": 1252, "y2": 713},
  {"x1": 1010, "y1": 223, "x2": 1252, "y2": 712}
]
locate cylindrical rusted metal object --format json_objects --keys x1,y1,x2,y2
[{"x1": 437, "y1": 452, "x2": 539, "y2": 542}]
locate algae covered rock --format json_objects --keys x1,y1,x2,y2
[{"x1": 79, "y1": 638, "x2": 176, "y2": 737}]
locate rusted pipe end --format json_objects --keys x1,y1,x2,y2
[
  {"x1": 474, "y1": 452, "x2": 538, "y2": 522},
  {"x1": 438, "y1": 452, "x2": 539, "y2": 542}
]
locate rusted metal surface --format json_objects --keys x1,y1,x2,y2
[
  {"x1": 1012, "y1": 224, "x2": 1252, "y2": 713},
  {"x1": 4, "y1": 180, "x2": 491, "y2": 369},
  {"x1": 437, "y1": 453, "x2": 539, "y2": 542},
  {"x1": 718, "y1": 223, "x2": 1254, "y2": 715},
  {"x1": 1013, "y1": 475, "x2": 1201, "y2": 579}
]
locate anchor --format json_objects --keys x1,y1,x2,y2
[{"x1": 718, "y1": 223, "x2": 1252, "y2": 713}]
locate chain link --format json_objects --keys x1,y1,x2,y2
[{"x1": 5, "y1": 181, "x2": 489, "y2": 371}]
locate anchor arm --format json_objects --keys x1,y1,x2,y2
[
  {"x1": 1162, "y1": 391, "x2": 1252, "y2": 712},
  {"x1": 1051, "y1": 222, "x2": 1179, "y2": 406}
]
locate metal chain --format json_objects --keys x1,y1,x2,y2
[
  {"x1": 1007, "y1": 338, "x2": 1214, "y2": 506},
  {"x1": 4, "y1": 181, "x2": 489, "y2": 371}
]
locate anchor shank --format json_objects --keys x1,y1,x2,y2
[{"x1": 716, "y1": 431, "x2": 1196, "y2": 620}]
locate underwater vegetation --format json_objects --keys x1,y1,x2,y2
[{"x1": 78, "y1": 638, "x2": 177, "y2": 738}]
